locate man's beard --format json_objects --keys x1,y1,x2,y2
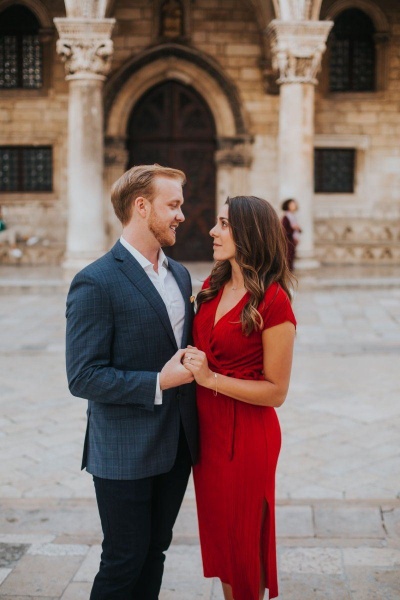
[{"x1": 148, "y1": 207, "x2": 176, "y2": 247}]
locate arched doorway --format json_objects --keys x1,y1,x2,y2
[{"x1": 127, "y1": 80, "x2": 216, "y2": 261}]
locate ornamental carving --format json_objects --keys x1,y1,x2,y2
[
  {"x1": 54, "y1": 18, "x2": 115, "y2": 80},
  {"x1": 266, "y1": 20, "x2": 333, "y2": 84},
  {"x1": 56, "y1": 38, "x2": 113, "y2": 79},
  {"x1": 315, "y1": 218, "x2": 400, "y2": 263},
  {"x1": 104, "y1": 136, "x2": 129, "y2": 167},
  {"x1": 215, "y1": 137, "x2": 253, "y2": 168}
]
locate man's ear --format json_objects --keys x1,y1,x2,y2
[{"x1": 134, "y1": 196, "x2": 149, "y2": 218}]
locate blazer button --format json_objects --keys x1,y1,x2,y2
[{"x1": 176, "y1": 393, "x2": 181, "y2": 400}]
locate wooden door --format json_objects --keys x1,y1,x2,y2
[{"x1": 127, "y1": 80, "x2": 216, "y2": 261}]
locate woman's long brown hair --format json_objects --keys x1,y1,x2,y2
[{"x1": 196, "y1": 196, "x2": 295, "y2": 335}]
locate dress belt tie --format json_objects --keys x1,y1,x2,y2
[{"x1": 213, "y1": 367, "x2": 263, "y2": 461}]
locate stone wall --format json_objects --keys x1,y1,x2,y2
[
  {"x1": 110, "y1": 0, "x2": 279, "y2": 204},
  {"x1": 1, "y1": 0, "x2": 399, "y2": 265},
  {"x1": 0, "y1": 1, "x2": 67, "y2": 264},
  {"x1": 314, "y1": 0, "x2": 400, "y2": 263}
]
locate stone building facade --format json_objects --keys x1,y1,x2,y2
[{"x1": 0, "y1": 0, "x2": 399, "y2": 269}]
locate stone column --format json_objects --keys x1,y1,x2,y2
[
  {"x1": 215, "y1": 137, "x2": 253, "y2": 213},
  {"x1": 54, "y1": 18, "x2": 115, "y2": 275},
  {"x1": 104, "y1": 136, "x2": 129, "y2": 247},
  {"x1": 266, "y1": 20, "x2": 332, "y2": 269}
]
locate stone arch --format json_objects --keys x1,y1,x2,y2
[
  {"x1": 104, "y1": 44, "x2": 249, "y2": 138},
  {"x1": 103, "y1": 45, "x2": 253, "y2": 245},
  {"x1": 0, "y1": 0, "x2": 54, "y2": 28},
  {"x1": 311, "y1": 1, "x2": 324, "y2": 20},
  {"x1": 322, "y1": 0, "x2": 389, "y2": 32}
]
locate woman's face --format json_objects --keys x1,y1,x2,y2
[
  {"x1": 210, "y1": 203, "x2": 236, "y2": 262},
  {"x1": 288, "y1": 200, "x2": 297, "y2": 212}
]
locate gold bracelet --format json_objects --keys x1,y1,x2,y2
[{"x1": 213, "y1": 372, "x2": 218, "y2": 397}]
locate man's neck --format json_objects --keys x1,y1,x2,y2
[{"x1": 121, "y1": 229, "x2": 160, "y2": 268}]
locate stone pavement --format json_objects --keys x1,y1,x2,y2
[{"x1": 0, "y1": 264, "x2": 399, "y2": 599}]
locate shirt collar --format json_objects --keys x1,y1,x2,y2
[{"x1": 120, "y1": 236, "x2": 168, "y2": 271}]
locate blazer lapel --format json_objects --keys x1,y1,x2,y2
[
  {"x1": 112, "y1": 242, "x2": 178, "y2": 350},
  {"x1": 168, "y1": 259, "x2": 192, "y2": 348}
]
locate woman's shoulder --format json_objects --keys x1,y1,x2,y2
[
  {"x1": 200, "y1": 275, "x2": 211, "y2": 291},
  {"x1": 263, "y1": 281, "x2": 288, "y2": 302},
  {"x1": 260, "y1": 282, "x2": 296, "y2": 329}
]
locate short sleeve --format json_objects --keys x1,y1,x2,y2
[
  {"x1": 261, "y1": 283, "x2": 297, "y2": 330},
  {"x1": 201, "y1": 276, "x2": 211, "y2": 291}
]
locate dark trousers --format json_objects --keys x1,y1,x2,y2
[{"x1": 90, "y1": 428, "x2": 192, "y2": 600}]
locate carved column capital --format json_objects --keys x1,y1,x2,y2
[
  {"x1": 104, "y1": 136, "x2": 129, "y2": 167},
  {"x1": 265, "y1": 19, "x2": 333, "y2": 85},
  {"x1": 215, "y1": 136, "x2": 253, "y2": 168},
  {"x1": 54, "y1": 18, "x2": 115, "y2": 81}
]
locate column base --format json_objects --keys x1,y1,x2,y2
[
  {"x1": 294, "y1": 257, "x2": 320, "y2": 270},
  {"x1": 62, "y1": 253, "x2": 104, "y2": 282}
]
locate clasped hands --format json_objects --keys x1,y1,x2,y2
[
  {"x1": 159, "y1": 346, "x2": 212, "y2": 391},
  {"x1": 181, "y1": 345, "x2": 213, "y2": 387}
]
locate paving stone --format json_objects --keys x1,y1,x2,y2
[
  {"x1": 0, "y1": 534, "x2": 55, "y2": 544},
  {"x1": 0, "y1": 554, "x2": 82, "y2": 596},
  {"x1": 0, "y1": 597, "x2": 58, "y2": 600},
  {"x1": 173, "y1": 498, "x2": 199, "y2": 542},
  {"x1": 73, "y1": 545, "x2": 101, "y2": 583},
  {"x1": 276, "y1": 505, "x2": 314, "y2": 537},
  {"x1": 0, "y1": 568, "x2": 12, "y2": 585},
  {"x1": 383, "y1": 507, "x2": 400, "y2": 538},
  {"x1": 60, "y1": 581, "x2": 93, "y2": 599},
  {"x1": 278, "y1": 573, "x2": 351, "y2": 600},
  {"x1": 314, "y1": 506, "x2": 385, "y2": 538},
  {"x1": 160, "y1": 544, "x2": 213, "y2": 599},
  {"x1": 342, "y1": 547, "x2": 400, "y2": 567},
  {"x1": 1, "y1": 273, "x2": 400, "y2": 598},
  {"x1": 346, "y1": 566, "x2": 400, "y2": 600},
  {"x1": 27, "y1": 543, "x2": 89, "y2": 556},
  {"x1": 0, "y1": 500, "x2": 101, "y2": 538},
  {"x1": 0, "y1": 543, "x2": 28, "y2": 568},
  {"x1": 279, "y1": 547, "x2": 343, "y2": 575},
  {"x1": 210, "y1": 579, "x2": 224, "y2": 599}
]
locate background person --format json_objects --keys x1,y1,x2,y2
[
  {"x1": 183, "y1": 196, "x2": 296, "y2": 600},
  {"x1": 281, "y1": 198, "x2": 302, "y2": 271}
]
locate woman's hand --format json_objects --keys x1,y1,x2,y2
[{"x1": 182, "y1": 345, "x2": 214, "y2": 388}]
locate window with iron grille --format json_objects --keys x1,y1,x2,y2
[
  {"x1": 0, "y1": 5, "x2": 42, "y2": 89},
  {"x1": 314, "y1": 148, "x2": 355, "y2": 193},
  {"x1": 0, "y1": 146, "x2": 53, "y2": 192},
  {"x1": 329, "y1": 9, "x2": 375, "y2": 92}
]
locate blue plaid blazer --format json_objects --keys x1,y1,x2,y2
[{"x1": 66, "y1": 241, "x2": 198, "y2": 480}]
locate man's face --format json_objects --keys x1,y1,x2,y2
[{"x1": 147, "y1": 177, "x2": 185, "y2": 247}]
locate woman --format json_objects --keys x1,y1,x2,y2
[
  {"x1": 183, "y1": 196, "x2": 296, "y2": 600},
  {"x1": 281, "y1": 198, "x2": 302, "y2": 271}
]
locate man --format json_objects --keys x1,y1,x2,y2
[{"x1": 66, "y1": 164, "x2": 198, "y2": 600}]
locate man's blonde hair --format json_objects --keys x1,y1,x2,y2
[{"x1": 111, "y1": 164, "x2": 186, "y2": 225}]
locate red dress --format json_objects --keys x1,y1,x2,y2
[{"x1": 193, "y1": 282, "x2": 296, "y2": 600}]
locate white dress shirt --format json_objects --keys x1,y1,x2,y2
[{"x1": 120, "y1": 236, "x2": 185, "y2": 404}]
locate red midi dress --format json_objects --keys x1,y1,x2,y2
[{"x1": 193, "y1": 282, "x2": 296, "y2": 600}]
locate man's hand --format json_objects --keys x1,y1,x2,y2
[{"x1": 159, "y1": 349, "x2": 194, "y2": 390}]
